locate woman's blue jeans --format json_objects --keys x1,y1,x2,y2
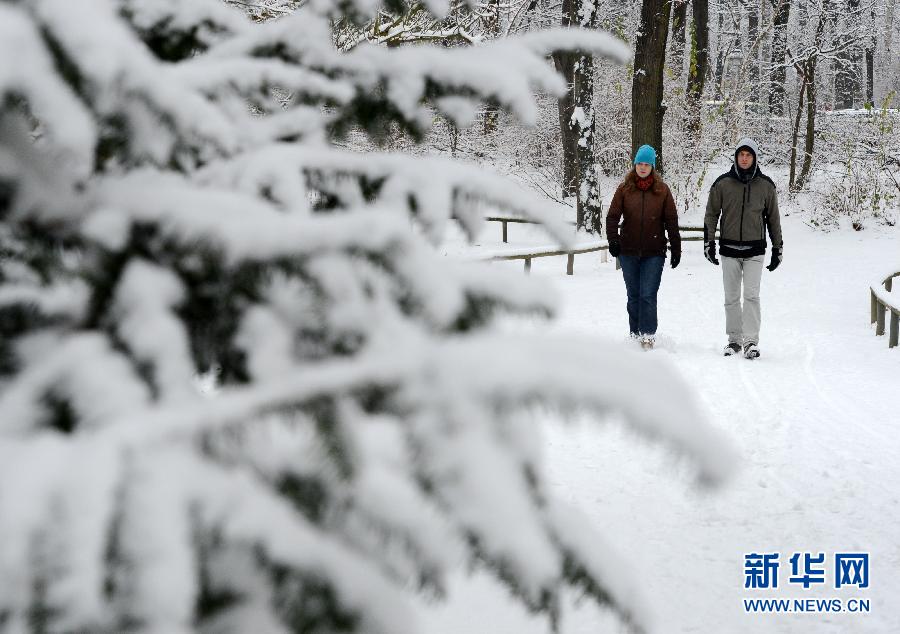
[{"x1": 618, "y1": 255, "x2": 664, "y2": 336}]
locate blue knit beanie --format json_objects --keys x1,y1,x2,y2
[{"x1": 633, "y1": 144, "x2": 657, "y2": 168}]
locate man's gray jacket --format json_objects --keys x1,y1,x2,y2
[{"x1": 704, "y1": 152, "x2": 783, "y2": 259}]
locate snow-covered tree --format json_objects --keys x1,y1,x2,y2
[
  {"x1": 0, "y1": 0, "x2": 735, "y2": 631},
  {"x1": 572, "y1": 0, "x2": 602, "y2": 233}
]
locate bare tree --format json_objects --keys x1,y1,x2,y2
[
  {"x1": 712, "y1": 0, "x2": 727, "y2": 98},
  {"x1": 633, "y1": 0, "x2": 673, "y2": 170},
  {"x1": 748, "y1": 0, "x2": 761, "y2": 106},
  {"x1": 688, "y1": 0, "x2": 710, "y2": 134},
  {"x1": 883, "y1": 0, "x2": 897, "y2": 102},
  {"x1": 553, "y1": 0, "x2": 577, "y2": 196},
  {"x1": 865, "y1": 2, "x2": 876, "y2": 105},
  {"x1": 834, "y1": 0, "x2": 863, "y2": 108},
  {"x1": 789, "y1": 2, "x2": 829, "y2": 191},
  {"x1": 671, "y1": 0, "x2": 689, "y2": 75},
  {"x1": 787, "y1": 0, "x2": 868, "y2": 189},
  {"x1": 483, "y1": 0, "x2": 501, "y2": 133},
  {"x1": 768, "y1": 0, "x2": 791, "y2": 115}
]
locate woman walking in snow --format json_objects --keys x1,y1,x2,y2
[{"x1": 605, "y1": 145, "x2": 682, "y2": 350}]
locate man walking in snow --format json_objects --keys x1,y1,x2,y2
[{"x1": 704, "y1": 138, "x2": 783, "y2": 359}]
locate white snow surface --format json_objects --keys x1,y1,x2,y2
[{"x1": 425, "y1": 210, "x2": 900, "y2": 633}]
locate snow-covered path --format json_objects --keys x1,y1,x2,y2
[{"x1": 426, "y1": 216, "x2": 900, "y2": 633}]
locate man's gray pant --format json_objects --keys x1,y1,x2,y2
[{"x1": 722, "y1": 254, "x2": 764, "y2": 345}]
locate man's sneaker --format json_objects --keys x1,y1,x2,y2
[
  {"x1": 723, "y1": 342, "x2": 741, "y2": 356},
  {"x1": 743, "y1": 343, "x2": 760, "y2": 359}
]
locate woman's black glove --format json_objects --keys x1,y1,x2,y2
[
  {"x1": 608, "y1": 241, "x2": 621, "y2": 258},
  {"x1": 670, "y1": 251, "x2": 681, "y2": 269}
]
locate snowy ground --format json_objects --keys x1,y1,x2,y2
[{"x1": 425, "y1": 200, "x2": 900, "y2": 633}]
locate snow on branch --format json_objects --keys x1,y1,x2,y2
[
  {"x1": 124, "y1": 0, "x2": 254, "y2": 40},
  {"x1": 0, "y1": 0, "x2": 730, "y2": 631},
  {"x1": 0, "y1": 5, "x2": 96, "y2": 164},
  {"x1": 196, "y1": 144, "x2": 576, "y2": 245},
  {"x1": 429, "y1": 334, "x2": 737, "y2": 484}
]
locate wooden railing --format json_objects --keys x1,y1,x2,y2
[
  {"x1": 485, "y1": 216, "x2": 574, "y2": 243},
  {"x1": 678, "y1": 226, "x2": 709, "y2": 241},
  {"x1": 485, "y1": 215, "x2": 709, "y2": 242},
  {"x1": 486, "y1": 241, "x2": 609, "y2": 275},
  {"x1": 870, "y1": 270, "x2": 900, "y2": 348},
  {"x1": 480, "y1": 216, "x2": 712, "y2": 275}
]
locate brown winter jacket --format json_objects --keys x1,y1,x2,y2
[{"x1": 605, "y1": 174, "x2": 681, "y2": 258}]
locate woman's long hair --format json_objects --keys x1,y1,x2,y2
[{"x1": 621, "y1": 167, "x2": 667, "y2": 195}]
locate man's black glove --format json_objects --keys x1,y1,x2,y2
[
  {"x1": 608, "y1": 241, "x2": 621, "y2": 258},
  {"x1": 767, "y1": 247, "x2": 782, "y2": 271},
  {"x1": 704, "y1": 241, "x2": 719, "y2": 265},
  {"x1": 670, "y1": 251, "x2": 681, "y2": 269}
]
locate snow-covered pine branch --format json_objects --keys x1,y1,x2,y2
[{"x1": 0, "y1": 0, "x2": 734, "y2": 632}]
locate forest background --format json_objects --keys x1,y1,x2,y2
[{"x1": 303, "y1": 0, "x2": 900, "y2": 231}]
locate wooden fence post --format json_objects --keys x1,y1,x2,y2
[
  {"x1": 890, "y1": 311, "x2": 899, "y2": 349},
  {"x1": 871, "y1": 290, "x2": 877, "y2": 324},
  {"x1": 566, "y1": 253, "x2": 574, "y2": 275},
  {"x1": 502, "y1": 220, "x2": 508, "y2": 243},
  {"x1": 876, "y1": 302, "x2": 886, "y2": 336},
  {"x1": 524, "y1": 257, "x2": 531, "y2": 273}
]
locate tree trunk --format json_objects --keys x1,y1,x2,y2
[
  {"x1": 572, "y1": 0, "x2": 600, "y2": 232},
  {"x1": 834, "y1": 0, "x2": 861, "y2": 109},
  {"x1": 553, "y1": 0, "x2": 577, "y2": 197},
  {"x1": 747, "y1": 0, "x2": 760, "y2": 108},
  {"x1": 768, "y1": 0, "x2": 790, "y2": 116},
  {"x1": 788, "y1": 65, "x2": 807, "y2": 191},
  {"x1": 884, "y1": 0, "x2": 895, "y2": 64},
  {"x1": 761, "y1": 0, "x2": 772, "y2": 76},
  {"x1": 865, "y1": 45, "x2": 874, "y2": 106},
  {"x1": 713, "y1": 3, "x2": 725, "y2": 98},
  {"x1": 632, "y1": 0, "x2": 673, "y2": 172},
  {"x1": 482, "y1": 0, "x2": 501, "y2": 134},
  {"x1": 865, "y1": 3, "x2": 876, "y2": 106},
  {"x1": 888, "y1": 0, "x2": 897, "y2": 55},
  {"x1": 671, "y1": 0, "x2": 688, "y2": 75},
  {"x1": 885, "y1": 0, "x2": 896, "y2": 103},
  {"x1": 556, "y1": 88, "x2": 577, "y2": 197},
  {"x1": 791, "y1": 12, "x2": 828, "y2": 191},
  {"x1": 796, "y1": 59, "x2": 816, "y2": 188},
  {"x1": 687, "y1": 0, "x2": 709, "y2": 134}
]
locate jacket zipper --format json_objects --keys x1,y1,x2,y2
[
  {"x1": 762, "y1": 195, "x2": 767, "y2": 243},
  {"x1": 639, "y1": 191, "x2": 645, "y2": 257},
  {"x1": 739, "y1": 183, "x2": 747, "y2": 244}
]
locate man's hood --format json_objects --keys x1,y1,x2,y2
[{"x1": 733, "y1": 137, "x2": 759, "y2": 180}]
